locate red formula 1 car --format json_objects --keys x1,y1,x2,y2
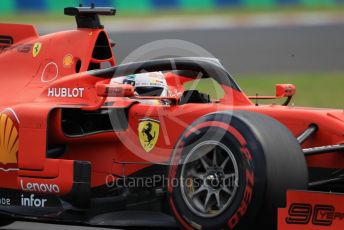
[{"x1": 0, "y1": 6, "x2": 343, "y2": 230}]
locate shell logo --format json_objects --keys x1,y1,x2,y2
[
  {"x1": 63, "y1": 54, "x2": 74, "y2": 68},
  {"x1": 0, "y1": 113, "x2": 19, "y2": 165}
]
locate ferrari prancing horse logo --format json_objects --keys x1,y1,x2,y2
[
  {"x1": 32, "y1": 42, "x2": 42, "y2": 57},
  {"x1": 138, "y1": 119, "x2": 160, "y2": 153}
]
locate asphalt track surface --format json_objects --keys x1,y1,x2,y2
[
  {"x1": 37, "y1": 23, "x2": 344, "y2": 75},
  {"x1": 110, "y1": 24, "x2": 344, "y2": 75},
  {"x1": 3, "y1": 24, "x2": 343, "y2": 230}
]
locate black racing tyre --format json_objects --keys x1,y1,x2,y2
[{"x1": 168, "y1": 111, "x2": 308, "y2": 230}]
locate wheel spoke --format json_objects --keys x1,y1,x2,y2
[
  {"x1": 200, "y1": 156, "x2": 210, "y2": 170},
  {"x1": 188, "y1": 168, "x2": 205, "y2": 180},
  {"x1": 222, "y1": 187, "x2": 232, "y2": 195},
  {"x1": 190, "y1": 185, "x2": 207, "y2": 198},
  {"x1": 224, "y1": 173, "x2": 235, "y2": 180},
  {"x1": 221, "y1": 156, "x2": 230, "y2": 169},
  {"x1": 203, "y1": 190, "x2": 212, "y2": 211},
  {"x1": 213, "y1": 148, "x2": 217, "y2": 166},
  {"x1": 215, "y1": 191, "x2": 222, "y2": 209}
]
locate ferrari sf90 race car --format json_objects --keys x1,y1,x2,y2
[{"x1": 0, "y1": 6, "x2": 343, "y2": 230}]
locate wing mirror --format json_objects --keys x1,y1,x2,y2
[
  {"x1": 248, "y1": 84, "x2": 296, "y2": 106},
  {"x1": 96, "y1": 83, "x2": 135, "y2": 97},
  {"x1": 276, "y1": 84, "x2": 296, "y2": 98},
  {"x1": 82, "y1": 83, "x2": 134, "y2": 111}
]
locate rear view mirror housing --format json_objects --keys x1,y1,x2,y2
[
  {"x1": 248, "y1": 84, "x2": 296, "y2": 106},
  {"x1": 82, "y1": 83, "x2": 134, "y2": 111},
  {"x1": 96, "y1": 83, "x2": 135, "y2": 98},
  {"x1": 276, "y1": 84, "x2": 296, "y2": 98}
]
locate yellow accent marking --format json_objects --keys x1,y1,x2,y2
[
  {"x1": 8, "y1": 127, "x2": 18, "y2": 155},
  {"x1": 0, "y1": 115, "x2": 6, "y2": 156},
  {"x1": 4, "y1": 118, "x2": 12, "y2": 153}
]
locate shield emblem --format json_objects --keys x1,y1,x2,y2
[
  {"x1": 138, "y1": 119, "x2": 160, "y2": 153},
  {"x1": 0, "y1": 113, "x2": 19, "y2": 165},
  {"x1": 32, "y1": 42, "x2": 42, "y2": 57}
]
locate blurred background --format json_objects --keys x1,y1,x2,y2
[{"x1": 0, "y1": 0, "x2": 344, "y2": 108}]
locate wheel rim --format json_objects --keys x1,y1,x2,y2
[{"x1": 180, "y1": 140, "x2": 239, "y2": 218}]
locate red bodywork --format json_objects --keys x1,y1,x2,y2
[
  {"x1": 0, "y1": 19, "x2": 343, "y2": 229},
  {"x1": 279, "y1": 191, "x2": 344, "y2": 230}
]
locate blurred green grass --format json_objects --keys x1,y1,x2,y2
[{"x1": 236, "y1": 73, "x2": 344, "y2": 109}]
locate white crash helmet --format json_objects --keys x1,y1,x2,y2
[{"x1": 112, "y1": 72, "x2": 169, "y2": 97}]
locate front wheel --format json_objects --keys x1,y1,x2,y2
[{"x1": 168, "y1": 111, "x2": 308, "y2": 229}]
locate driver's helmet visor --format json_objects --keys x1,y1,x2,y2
[{"x1": 135, "y1": 87, "x2": 164, "y2": 96}]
